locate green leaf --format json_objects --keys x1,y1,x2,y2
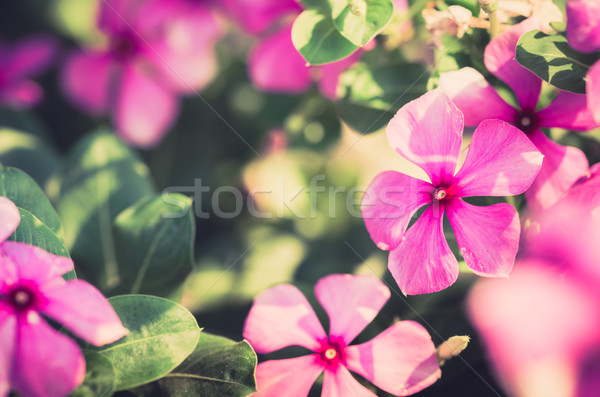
[
  {"x1": 337, "y1": 61, "x2": 429, "y2": 133},
  {"x1": 57, "y1": 131, "x2": 154, "y2": 290},
  {"x1": 70, "y1": 351, "x2": 115, "y2": 397},
  {"x1": 292, "y1": 9, "x2": 360, "y2": 65},
  {"x1": 96, "y1": 295, "x2": 201, "y2": 390},
  {"x1": 516, "y1": 30, "x2": 600, "y2": 94},
  {"x1": 113, "y1": 194, "x2": 195, "y2": 296},
  {"x1": 328, "y1": 0, "x2": 394, "y2": 47},
  {"x1": 134, "y1": 333, "x2": 257, "y2": 397}
]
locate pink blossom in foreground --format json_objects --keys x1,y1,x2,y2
[
  {"x1": 0, "y1": 197, "x2": 127, "y2": 397},
  {"x1": 243, "y1": 274, "x2": 441, "y2": 396},
  {"x1": 61, "y1": 0, "x2": 222, "y2": 148},
  {"x1": 439, "y1": 18, "x2": 598, "y2": 212},
  {"x1": 361, "y1": 90, "x2": 543, "y2": 295},
  {"x1": 0, "y1": 36, "x2": 56, "y2": 108}
]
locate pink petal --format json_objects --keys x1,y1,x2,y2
[
  {"x1": 314, "y1": 274, "x2": 390, "y2": 345},
  {"x1": 453, "y1": 119, "x2": 543, "y2": 197},
  {"x1": 317, "y1": 51, "x2": 362, "y2": 100},
  {"x1": 3, "y1": 36, "x2": 57, "y2": 82},
  {"x1": 438, "y1": 67, "x2": 519, "y2": 126},
  {"x1": 248, "y1": 25, "x2": 313, "y2": 94},
  {"x1": 446, "y1": 200, "x2": 520, "y2": 277},
  {"x1": 322, "y1": 365, "x2": 377, "y2": 397},
  {"x1": 1, "y1": 242, "x2": 73, "y2": 284},
  {"x1": 61, "y1": 50, "x2": 115, "y2": 114},
  {"x1": 11, "y1": 312, "x2": 85, "y2": 397},
  {"x1": 566, "y1": 0, "x2": 600, "y2": 53},
  {"x1": 253, "y1": 355, "x2": 323, "y2": 397},
  {"x1": 40, "y1": 280, "x2": 127, "y2": 346},
  {"x1": 0, "y1": 312, "x2": 16, "y2": 396},
  {"x1": 112, "y1": 62, "x2": 179, "y2": 148},
  {"x1": 0, "y1": 197, "x2": 20, "y2": 243},
  {"x1": 587, "y1": 62, "x2": 600, "y2": 124},
  {"x1": 99, "y1": 0, "x2": 145, "y2": 33},
  {"x1": 388, "y1": 206, "x2": 459, "y2": 295},
  {"x1": 525, "y1": 129, "x2": 590, "y2": 212},
  {"x1": 345, "y1": 321, "x2": 440, "y2": 396},
  {"x1": 484, "y1": 18, "x2": 542, "y2": 112},
  {"x1": 220, "y1": 0, "x2": 301, "y2": 35},
  {"x1": 537, "y1": 91, "x2": 599, "y2": 131},
  {"x1": 243, "y1": 284, "x2": 326, "y2": 354},
  {"x1": 0, "y1": 80, "x2": 43, "y2": 108},
  {"x1": 386, "y1": 90, "x2": 464, "y2": 185},
  {"x1": 361, "y1": 171, "x2": 433, "y2": 251}
]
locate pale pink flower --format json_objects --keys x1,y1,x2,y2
[
  {"x1": 439, "y1": 18, "x2": 599, "y2": 212},
  {"x1": 0, "y1": 197, "x2": 127, "y2": 397},
  {"x1": 361, "y1": 89, "x2": 543, "y2": 295},
  {"x1": 0, "y1": 36, "x2": 56, "y2": 108},
  {"x1": 243, "y1": 274, "x2": 441, "y2": 396}
]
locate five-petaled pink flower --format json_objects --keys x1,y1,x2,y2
[
  {"x1": 361, "y1": 89, "x2": 543, "y2": 295},
  {"x1": 0, "y1": 197, "x2": 128, "y2": 397},
  {"x1": 0, "y1": 36, "x2": 56, "y2": 108},
  {"x1": 61, "y1": 0, "x2": 222, "y2": 148},
  {"x1": 243, "y1": 274, "x2": 441, "y2": 396},
  {"x1": 439, "y1": 18, "x2": 599, "y2": 212}
]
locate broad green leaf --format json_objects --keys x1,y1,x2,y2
[
  {"x1": 71, "y1": 351, "x2": 115, "y2": 397},
  {"x1": 134, "y1": 333, "x2": 257, "y2": 397},
  {"x1": 516, "y1": 30, "x2": 600, "y2": 94},
  {"x1": 292, "y1": 9, "x2": 359, "y2": 65},
  {"x1": 57, "y1": 131, "x2": 154, "y2": 290},
  {"x1": 446, "y1": 0, "x2": 480, "y2": 17},
  {"x1": 337, "y1": 61, "x2": 429, "y2": 133},
  {"x1": 113, "y1": 194, "x2": 195, "y2": 296},
  {"x1": 328, "y1": 0, "x2": 394, "y2": 47},
  {"x1": 96, "y1": 295, "x2": 201, "y2": 390}
]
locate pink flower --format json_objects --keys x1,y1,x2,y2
[
  {"x1": 0, "y1": 36, "x2": 56, "y2": 108},
  {"x1": 439, "y1": 18, "x2": 599, "y2": 212},
  {"x1": 220, "y1": 0, "x2": 301, "y2": 35},
  {"x1": 61, "y1": 0, "x2": 222, "y2": 148},
  {"x1": 0, "y1": 197, "x2": 128, "y2": 397},
  {"x1": 243, "y1": 274, "x2": 441, "y2": 396},
  {"x1": 566, "y1": 0, "x2": 600, "y2": 53},
  {"x1": 361, "y1": 90, "x2": 543, "y2": 295}
]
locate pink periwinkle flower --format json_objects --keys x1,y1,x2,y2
[
  {"x1": 0, "y1": 197, "x2": 128, "y2": 397},
  {"x1": 0, "y1": 36, "x2": 56, "y2": 108},
  {"x1": 243, "y1": 274, "x2": 441, "y2": 396},
  {"x1": 61, "y1": 0, "x2": 222, "y2": 148},
  {"x1": 361, "y1": 89, "x2": 543, "y2": 295},
  {"x1": 439, "y1": 18, "x2": 599, "y2": 212}
]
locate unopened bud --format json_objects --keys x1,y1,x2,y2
[
  {"x1": 478, "y1": 0, "x2": 498, "y2": 13},
  {"x1": 437, "y1": 335, "x2": 470, "y2": 366}
]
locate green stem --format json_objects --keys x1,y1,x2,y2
[{"x1": 488, "y1": 9, "x2": 499, "y2": 38}]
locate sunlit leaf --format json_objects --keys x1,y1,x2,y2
[{"x1": 328, "y1": 0, "x2": 394, "y2": 47}]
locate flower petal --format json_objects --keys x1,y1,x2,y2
[
  {"x1": 99, "y1": 0, "x2": 145, "y2": 33},
  {"x1": 566, "y1": 0, "x2": 600, "y2": 53},
  {"x1": 220, "y1": 0, "x2": 301, "y2": 35},
  {"x1": 322, "y1": 365, "x2": 377, "y2": 397},
  {"x1": 361, "y1": 171, "x2": 433, "y2": 251},
  {"x1": 11, "y1": 312, "x2": 85, "y2": 397},
  {"x1": 113, "y1": 62, "x2": 179, "y2": 148},
  {"x1": 0, "y1": 80, "x2": 43, "y2": 108},
  {"x1": 314, "y1": 274, "x2": 390, "y2": 345},
  {"x1": 1, "y1": 242, "x2": 73, "y2": 283},
  {"x1": 388, "y1": 205, "x2": 459, "y2": 295},
  {"x1": 537, "y1": 91, "x2": 598, "y2": 131},
  {"x1": 345, "y1": 321, "x2": 440, "y2": 396},
  {"x1": 3, "y1": 36, "x2": 56, "y2": 82},
  {"x1": 41, "y1": 280, "x2": 127, "y2": 346},
  {"x1": 243, "y1": 284, "x2": 326, "y2": 353},
  {"x1": 438, "y1": 67, "x2": 519, "y2": 126},
  {"x1": 587, "y1": 62, "x2": 600, "y2": 124},
  {"x1": 446, "y1": 200, "x2": 520, "y2": 277},
  {"x1": 318, "y1": 51, "x2": 362, "y2": 100},
  {"x1": 253, "y1": 355, "x2": 323, "y2": 397},
  {"x1": 484, "y1": 18, "x2": 542, "y2": 112},
  {"x1": 248, "y1": 25, "x2": 312, "y2": 94},
  {"x1": 453, "y1": 119, "x2": 543, "y2": 197},
  {"x1": 0, "y1": 311, "x2": 16, "y2": 396},
  {"x1": 0, "y1": 197, "x2": 20, "y2": 243},
  {"x1": 525, "y1": 129, "x2": 590, "y2": 212},
  {"x1": 386, "y1": 90, "x2": 464, "y2": 185}
]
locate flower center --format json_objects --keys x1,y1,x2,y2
[
  {"x1": 7, "y1": 285, "x2": 37, "y2": 311},
  {"x1": 110, "y1": 35, "x2": 139, "y2": 61},
  {"x1": 516, "y1": 112, "x2": 537, "y2": 134},
  {"x1": 318, "y1": 337, "x2": 346, "y2": 367},
  {"x1": 433, "y1": 187, "x2": 448, "y2": 201},
  {"x1": 324, "y1": 348, "x2": 337, "y2": 360}
]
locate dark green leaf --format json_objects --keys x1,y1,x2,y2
[
  {"x1": 96, "y1": 295, "x2": 201, "y2": 390},
  {"x1": 70, "y1": 351, "x2": 115, "y2": 397},
  {"x1": 328, "y1": 0, "x2": 394, "y2": 47}
]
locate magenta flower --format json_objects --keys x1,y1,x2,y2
[
  {"x1": 0, "y1": 36, "x2": 56, "y2": 108},
  {"x1": 361, "y1": 90, "x2": 543, "y2": 295},
  {"x1": 61, "y1": 0, "x2": 222, "y2": 148},
  {"x1": 220, "y1": 0, "x2": 301, "y2": 35},
  {"x1": 243, "y1": 274, "x2": 441, "y2": 396},
  {"x1": 0, "y1": 197, "x2": 128, "y2": 397},
  {"x1": 439, "y1": 18, "x2": 599, "y2": 212}
]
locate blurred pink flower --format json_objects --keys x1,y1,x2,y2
[
  {"x1": 361, "y1": 90, "x2": 543, "y2": 294},
  {"x1": 0, "y1": 36, "x2": 56, "y2": 108},
  {"x1": 61, "y1": 0, "x2": 222, "y2": 148},
  {"x1": 220, "y1": 0, "x2": 301, "y2": 35},
  {"x1": 243, "y1": 274, "x2": 441, "y2": 396},
  {"x1": 0, "y1": 197, "x2": 127, "y2": 397},
  {"x1": 439, "y1": 18, "x2": 599, "y2": 212}
]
